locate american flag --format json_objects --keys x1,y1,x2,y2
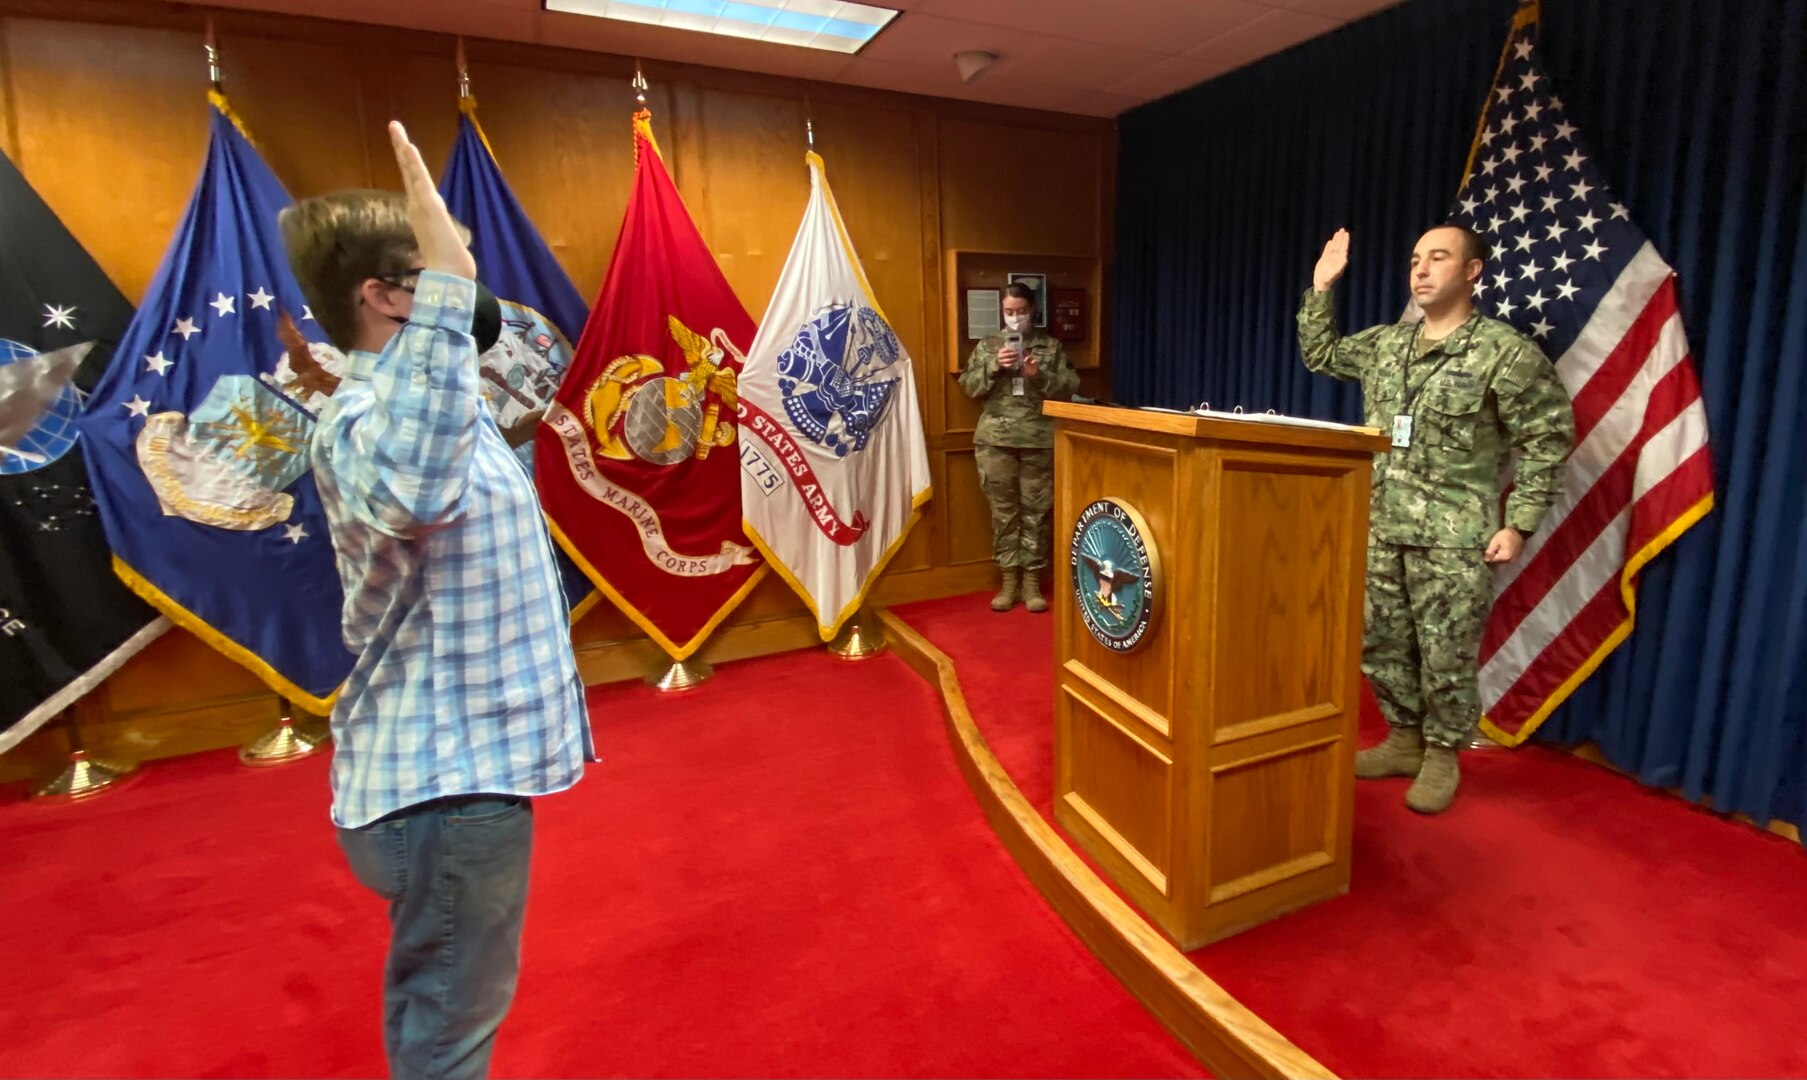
[{"x1": 1448, "y1": 8, "x2": 1715, "y2": 746}]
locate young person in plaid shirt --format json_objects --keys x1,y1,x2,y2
[{"x1": 281, "y1": 121, "x2": 592, "y2": 1080}]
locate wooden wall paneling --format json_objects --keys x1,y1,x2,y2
[
  {"x1": 452, "y1": 53, "x2": 656, "y2": 298},
  {"x1": 0, "y1": 18, "x2": 20, "y2": 161},
  {"x1": 938, "y1": 117, "x2": 1103, "y2": 257},
  {"x1": 218, "y1": 31, "x2": 377, "y2": 198},
  {"x1": 692, "y1": 87, "x2": 808, "y2": 318},
  {"x1": 941, "y1": 447, "x2": 997, "y2": 567},
  {"x1": 7, "y1": 19, "x2": 210, "y2": 302}
]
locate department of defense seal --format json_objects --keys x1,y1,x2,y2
[{"x1": 1069, "y1": 497, "x2": 1160, "y2": 653}]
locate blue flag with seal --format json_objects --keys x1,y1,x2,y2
[
  {"x1": 439, "y1": 92, "x2": 596, "y2": 616},
  {"x1": 77, "y1": 95, "x2": 349, "y2": 711}
]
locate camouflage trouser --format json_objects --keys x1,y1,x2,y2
[
  {"x1": 1363, "y1": 543, "x2": 1494, "y2": 749},
  {"x1": 975, "y1": 445, "x2": 1054, "y2": 570}
]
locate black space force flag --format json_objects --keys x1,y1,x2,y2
[{"x1": 0, "y1": 151, "x2": 165, "y2": 752}]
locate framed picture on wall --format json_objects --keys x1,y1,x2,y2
[{"x1": 1007, "y1": 272, "x2": 1049, "y2": 328}]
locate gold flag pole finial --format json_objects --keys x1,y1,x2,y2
[
  {"x1": 456, "y1": 37, "x2": 472, "y2": 100},
  {"x1": 632, "y1": 60, "x2": 649, "y2": 105},
  {"x1": 202, "y1": 17, "x2": 252, "y2": 141},
  {"x1": 204, "y1": 17, "x2": 222, "y2": 89}
]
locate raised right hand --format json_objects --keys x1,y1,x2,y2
[
  {"x1": 389, "y1": 120, "x2": 476, "y2": 281},
  {"x1": 1313, "y1": 228, "x2": 1350, "y2": 292}
]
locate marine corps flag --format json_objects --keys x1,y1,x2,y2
[
  {"x1": 0, "y1": 151, "x2": 166, "y2": 752},
  {"x1": 439, "y1": 92, "x2": 595, "y2": 615},
  {"x1": 738, "y1": 152, "x2": 931, "y2": 639},
  {"x1": 536, "y1": 112, "x2": 763, "y2": 658},
  {"x1": 77, "y1": 97, "x2": 351, "y2": 711}
]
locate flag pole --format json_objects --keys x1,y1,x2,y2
[
  {"x1": 627, "y1": 54, "x2": 712, "y2": 694},
  {"x1": 31, "y1": 711, "x2": 137, "y2": 802}
]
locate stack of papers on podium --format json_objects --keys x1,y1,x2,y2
[{"x1": 1137, "y1": 405, "x2": 1375, "y2": 434}]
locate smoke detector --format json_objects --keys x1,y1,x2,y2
[{"x1": 954, "y1": 50, "x2": 998, "y2": 84}]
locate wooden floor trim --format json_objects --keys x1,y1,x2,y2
[
  {"x1": 877, "y1": 609, "x2": 1335, "y2": 1080},
  {"x1": 1565, "y1": 743, "x2": 1803, "y2": 844}
]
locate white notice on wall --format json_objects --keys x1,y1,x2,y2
[{"x1": 965, "y1": 289, "x2": 1001, "y2": 340}]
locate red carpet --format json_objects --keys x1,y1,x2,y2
[
  {"x1": 894, "y1": 592, "x2": 1807, "y2": 1079},
  {"x1": 0, "y1": 647, "x2": 1204, "y2": 1079}
]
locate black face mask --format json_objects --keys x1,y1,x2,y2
[
  {"x1": 472, "y1": 282, "x2": 503, "y2": 355},
  {"x1": 379, "y1": 277, "x2": 503, "y2": 354}
]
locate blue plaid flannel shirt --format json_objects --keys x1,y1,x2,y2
[{"x1": 312, "y1": 271, "x2": 592, "y2": 829}]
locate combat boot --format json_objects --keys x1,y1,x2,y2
[
  {"x1": 1405, "y1": 745, "x2": 1461, "y2": 814},
  {"x1": 1022, "y1": 570, "x2": 1048, "y2": 613},
  {"x1": 1353, "y1": 726, "x2": 1423, "y2": 779},
  {"x1": 991, "y1": 568, "x2": 1020, "y2": 612}
]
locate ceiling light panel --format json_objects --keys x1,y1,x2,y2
[{"x1": 545, "y1": 0, "x2": 900, "y2": 54}]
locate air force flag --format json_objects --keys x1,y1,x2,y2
[{"x1": 78, "y1": 98, "x2": 350, "y2": 710}]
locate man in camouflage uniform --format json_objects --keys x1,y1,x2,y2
[
  {"x1": 960, "y1": 284, "x2": 1079, "y2": 613},
  {"x1": 1299, "y1": 225, "x2": 1575, "y2": 813}
]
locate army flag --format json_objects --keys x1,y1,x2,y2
[
  {"x1": 738, "y1": 152, "x2": 931, "y2": 640},
  {"x1": 1449, "y1": 4, "x2": 1714, "y2": 744},
  {"x1": 0, "y1": 151, "x2": 167, "y2": 752},
  {"x1": 536, "y1": 112, "x2": 763, "y2": 659},
  {"x1": 78, "y1": 98, "x2": 351, "y2": 711},
  {"x1": 439, "y1": 94, "x2": 595, "y2": 615}
]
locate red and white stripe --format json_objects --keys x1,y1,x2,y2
[{"x1": 1478, "y1": 241, "x2": 1715, "y2": 742}]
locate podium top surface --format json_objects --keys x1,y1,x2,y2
[{"x1": 1044, "y1": 400, "x2": 1390, "y2": 454}]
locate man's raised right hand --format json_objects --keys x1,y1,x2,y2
[{"x1": 1313, "y1": 228, "x2": 1350, "y2": 292}]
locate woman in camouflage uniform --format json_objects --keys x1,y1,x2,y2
[{"x1": 959, "y1": 283, "x2": 1079, "y2": 613}]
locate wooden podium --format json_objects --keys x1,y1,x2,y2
[{"x1": 1046, "y1": 401, "x2": 1390, "y2": 949}]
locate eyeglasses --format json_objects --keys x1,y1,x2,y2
[{"x1": 377, "y1": 266, "x2": 429, "y2": 293}]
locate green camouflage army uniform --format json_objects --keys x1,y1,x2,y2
[
  {"x1": 1298, "y1": 288, "x2": 1575, "y2": 748},
  {"x1": 960, "y1": 331, "x2": 1080, "y2": 570}
]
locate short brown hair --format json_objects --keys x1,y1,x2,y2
[
  {"x1": 1003, "y1": 281, "x2": 1039, "y2": 309},
  {"x1": 1442, "y1": 223, "x2": 1489, "y2": 266},
  {"x1": 279, "y1": 190, "x2": 421, "y2": 351}
]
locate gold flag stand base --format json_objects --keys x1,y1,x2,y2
[
  {"x1": 646, "y1": 657, "x2": 713, "y2": 693},
  {"x1": 32, "y1": 750, "x2": 137, "y2": 803},
  {"x1": 239, "y1": 716, "x2": 324, "y2": 767},
  {"x1": 826, "y1": 613, "x2": 887, "y2": 661},
  {"x1": 1467, "y1": 730, "x2": 1504, "y2": 751}
]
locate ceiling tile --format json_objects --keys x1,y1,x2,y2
[
  {"x1": 1184, "y1": 8, "x2": 1339, "y2": 67},
  {"x1": 908, "y1": 0, "x2": 1277, "y2": 55},
  {"x1": 1284, "y1": 0, "x2": 1405, "y2": 19},
  {"x1": 854, "y1": 12, "x2": 1049, "y2": 80},
  {"x1": 999, "y1": 38, "x2": 1172, "y2": 92},
  {"x1": 1102, "y1": 53, "x2": 1236, "y2": 101},
  {"x1": 1056, "y1": 88, "x2": 1150, "y2": 118}
]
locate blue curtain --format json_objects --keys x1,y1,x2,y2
[{"x1": 1113, "y1": 0, "x2": 1807, "y2": 833}]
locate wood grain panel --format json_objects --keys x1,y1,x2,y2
[
  {"x1": 940, "y1": 447, "x2": 997, "y2": 567},
  {"x1": 1211, "y1": 458, "x2": 1347, "y2": 738},
  {"x1": 6, "y1": 18, "x2": 207, "y2": 301},
  {"x1": 1062, "y1": 684, "x2": 1174, "y2": 890},
  {"x1": 1206, "y1": 739, "x2": 1337, "y2": 895},
  {"x1": 694, "y1": 88, "x2": 808, "y2": 315},
  {"x1": 1060, "y1": 431, "x2": 1180, "y2": 723},
  {"x1": 938, "y1": 117, "x2": 1104, "y2": 256}
]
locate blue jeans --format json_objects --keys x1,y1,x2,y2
[{"x1": 337, "y1": 795, "x2": 534, "y2": 1080}]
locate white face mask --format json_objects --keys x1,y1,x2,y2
[{"x1": 1003, "y1": 313, "x2": 1030, "y2": 332}]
